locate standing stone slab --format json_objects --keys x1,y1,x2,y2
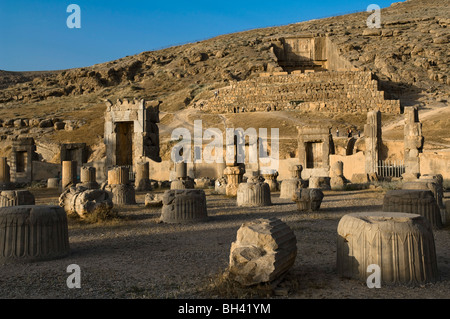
[
  {"x1": 0, "y1": 205, "x2": 70, "y2": 264},
  {"x1": 0, "y1": 190, "x2": 35, "y2": 207},
  {"x1": 383, "y1": 189, "x2": 443, "y2": 229},
  {"x1": 337, "y1": 212, "x2": 439, "y2": 286},
  {"x1": 228, "y1": 217, "x2": 297, "y2": 286},
  {"x1": 160, "y1": 189, "x2": 208, "y2": 223}
]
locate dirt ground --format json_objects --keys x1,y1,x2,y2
[{"x1": 0, "y1": 186, "x2": 449, "y2": 300}]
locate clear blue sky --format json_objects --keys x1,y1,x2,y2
[{"x1": 0, "y1": 0, "x2": 399, "y2": 71}]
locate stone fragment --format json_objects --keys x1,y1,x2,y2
[
  {"x1": 59, "y1": 186, "x2": 113, "y2": 219},
  {"x1": 144, "y1": 193, "x2": 163, "y2": 207},
  {"x1": 292, "y1": 188, "x2": 324, "y2": 212},
  {"x1": 0, "y1": 190, "x2": 35, "y2": 207},
  {"x1": 195, "y1": 177, "x2": 214, "y2": 189},
  {"x1": 135, "y1": 162, "x2": 151, "y2": 191},
  {"x1": 308, "y1": 176, "x2": 330, "y2": 190},
  {"x1": 79, "y1": 166, "x2": 99, "y2": 189},
  {"x1": 228, "y1": 217, "x2": 297, "y2": 286},
  {"x1": 214, "y1": 177, "x2": 227, "y2": 195},
  {"x1": 47, "y1": 178, "x2": 60, "y2": 189},
  {"x1": 382, "y1": 189, "x2": 443, "y2": 229},
  {"x1": 160, "y1": 189, "x2": 208, "y2": 223},
  {"x1": 236, "y1": 176, "x2": 271, "y2": 207},
  {"x1": 0, "y1": 205, "x2": 70, "y2": 264},
  {"x1": 337, "y1": 212, "x2": 439, "y2": 286},
  {"x1": 170, "y1": 178, "x2": 195, "y2": 190}
]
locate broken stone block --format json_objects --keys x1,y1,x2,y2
[
  {"x1": 78, "y1": 166, "x2": 99, "y2": 190},
  {"x1": 292, "y1": 188, "x2": 324, "y2": 212},
  {"x1": 351, "y1": 173, "x2": 370, "y2": 184},
  {"x1": 337, "y1": 212, "x2": 439, "y2": 286},
  {"x1": 224, "y1": 165, "x2": 244, "y2": 197},
  {"x1": 280, "y1": 179, "x2": 302, "y2": 199},
  {"x1": 228, "y1": 217, "x2": 297, "y2": 286},
  {"x1": 236, "y1": 176, "x2": 271, "y2": 207},
  {"x1": 195, "y1": 177, "x2": 214, "y2": 189},
  {"x1": 170, "y1": 178, "x2": 195, "y2": 190},
  {"x1": 308, "y1": 176, "x2": 330, "y2": 190},
  {"x1": 144, "y1": 193, "x2": 163, "y2": 207},
  {"x1": 47, "y1": 178, "x2": 60, "y2": 189},
  {"x1": 59, "y1": 186, "x2": 113, "y2": 219},
  {"x1": 0, "y1": 190, "x2": 35, "y2": 207},
  {"x1": 0, "y1": 157, "x2": 12, "y2": 190},
  {"x1": 160, "y1": 189, "x2": 208, "y2": 223},
  {"x1": 104, "y1": 184, "x2": 136, "y2": 205},
  {"x1": 382, "y1": 189, "x2": 443, "y2": 229},
  {"x1": 260, "y1": 169, "x2": 279, "y2": 192},
  {"x1": 214, "y1": 176, "x2": 227, "y2": 195},
  {"x1": 0, "y1": 205, "x2": 70, "y2": 264}
]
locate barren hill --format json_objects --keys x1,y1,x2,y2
[{"x1": 0, "y1": 0, "x2": 449, "y2": 162}]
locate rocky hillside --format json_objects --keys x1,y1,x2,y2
[{"x1": 0, "y1": 0, "x2": 448, "y2": 161}]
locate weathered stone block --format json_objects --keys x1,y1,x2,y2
[
  {"x1": 292, "y1": 188, "x2": 324, "y2": 212},
  {"x1": 144, "y1": 193, "x2": 163, "y2": 207},
  {"x1": 0, "y1": 205, "x2": 70, "y2": 264},
  {"x1": 0, "y1": 190, "x2": 35, "y2": 207},
  {"x1": 59, "y1": 186, "x2": 113, "y2": 219},
  {"x1": 214, "y1": 177, "x2": 227, "y2": 195},
  {"x1": 228, "y1": 217, "x2": 297, "y2": 286},
  {"x1": 160, "y1": 189, "x2": 208, "y2": 223},
  {"x1": 308, "y1": 176, "x2": 330, "y2": 190},
  {"x1": 47, "y1": 178, "x2": 60, "y2": 189},
  {"x1": 170, "y1": 178, "x2": 195, "y2": 190},
  {"x1": 236, "y1": 177, "x2": 271, "y2": 207},
  {"x1": 337, "y1": 212, "x2": 439, "y2": 285},
  {"x1": 383, "y1": 189, "x2": 443, "y2": 229}
]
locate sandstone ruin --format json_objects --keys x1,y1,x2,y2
[
  {"x1": 337, "y1": 212, "x2": 439, "y2": 286},
  {"x1": 227, "y1": 217, "x2": 297, "y2": 286},
  {"x1": 0, "y1": 205, "x2": 70, "y2": 264}
]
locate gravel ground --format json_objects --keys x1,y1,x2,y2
[{"x1": 0, "y1": 187, "x2": 449, "y2": 300}]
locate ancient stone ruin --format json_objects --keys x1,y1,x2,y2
[
  {"x1": 8, "y1": 137, "x2": 38, "y2": 184},
  {"x1": 104, "y1": 166, "x2": 136, "y2": 205},
  {"x1": 135, "y1": 161, "x2": 151, "y2": 191},
  {"x1": 0, "y1": 205, "x2": 70, "y2": 264},
  {"x1": 403, "y1": 107, "x2": 424, "y2": 180},
  {"x1": 0, "y1": 157, "x2": 12, "y2": 190},
  {"x1": 236, "y1": 175, "x2": 272, "y2": 207},
  {"x1": 170, "y1": 162, "x2": 195, "y2": 190},
  {"x1": 297, "y1": 126, "x2": 334, "y2": 179},
  {"x1": 0, "y1": 190, "x2": 35, "y2": 207},
  {"x1": 330, "y1": 161, "x2": 346, "y2": 190},
  {"x1": 61, "y1": 160, "x2": 77, "y2": 189},
  {"x1": 337, "y1": 212, "x2": 439, "y2": 286},
  {"x1": 78, "y1": 166, "x2": 99, "y2": 190},
  {"x1": 280, "y1": 165, "x2": 305, "y2": 199},
  {"x1": 292, "y1": 188, "x2": 324, "y2": 212},
  {"x1": 59, "y1": 186, "x2": 113, "y2": 219},
  {"x1": 382, "y1": 189, "x2": 443, "y2": 229},
  {"x1": 364, "y1": 110, "x2": 382, "y2": 175},
  {"x1": 104, "y1": 98, "x2": 161, "y2": 178},
  {"x1": 227, "y1": 217, "x2": 297, "y2": 286},
  {"x1": 160, "y1": 189, "x2": 208, "y2": 223}
]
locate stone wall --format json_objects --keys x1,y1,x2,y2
[{"x1": 194, "y1": 71, "x2": 400, "y2": 114}]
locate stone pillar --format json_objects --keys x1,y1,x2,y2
[
  {"x1": 0, "y1": 190, "x2": 35, "y2": 207},
  {"x1": 236, "y1": 176, "x2": 272, "y2": 207},
  {"x1": 62, "y1": 160, "x2": 77, "y2": 189},
  {"x1": 364, "y1": 110, "x2": 381, "y2": 175},
  {"x1": 175, "y1": 162, "x2": 187, "y2": 180},
  {"x1": 382, "y1": 189, "x2": 443, "y2": 229},
  {"x1": 79, "y1": 166, "x2": 99, "y2": 189},
  {"x1": 260, "y1": 169, "x2": 279, "y2": 192},
  {"x1": 224, "y1": 165, "x2": 244, "y2": 196},
  {"x1": 289, "y1": 164, "x2": 303, "y2": 179},
  {"x1": 330, "y1": 161, "x2": 346, "y2": 190},
  {"x1": 0, "y1": 205, "x2": 70, "y2": 264},
  {"x1": 337, "y1": 212, "x2": 439, "y2": 286},
  {"x1": 108, "y1": 166, "x2": 129, "y2": 185},
  {"x1": 135, "y1": 162, "x2": 151, "y2": 191},
  {"x1": 105, "y1": 166, "x2": 135, "y2": 205},
  {"x1": 403, "y1": 107, "x2": 423, "y2": 180},
  {"x1": 0, "y1": 157, "x2": 11, "y2": 190},
  {"x1": 160, "y1": 189, "x2": 208, "y2": 223}
]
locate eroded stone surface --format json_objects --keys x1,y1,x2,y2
[{"x1": 228, "y1": 217, "x2": 297, "y2": 286}]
